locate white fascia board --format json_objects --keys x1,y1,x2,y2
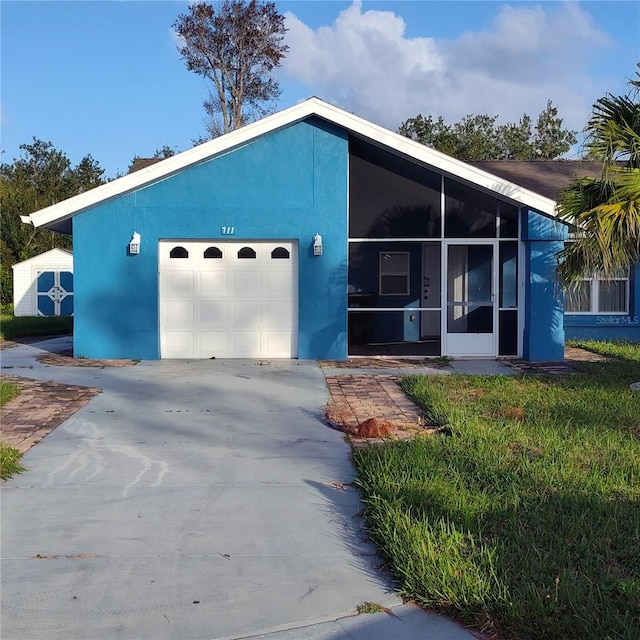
[{"x1": 22, "y1": 96, "x2": 557, "y2": 230}]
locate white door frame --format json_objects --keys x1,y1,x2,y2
[{"x1": 442, "y1": 240, "x2": 498, "y2": 357}]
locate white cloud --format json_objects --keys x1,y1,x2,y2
[{"x1": 281, "y1": 1, "x2": 612, "y2": 136}]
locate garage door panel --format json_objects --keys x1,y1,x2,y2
[
  {"x1": 166, "y1": 301, "x2": 194, "y2": 325},
  {"x1": 232, "y1": 301, "x2": 262, "y2": 329},
  {"x1": 266, "y1": 271, "x2": 293, "y2": 296},
  {"x1": 199, "y1": 271, "x2": 228, "y2": 295},
  {"x1": 165, "y1": 270, "x2": 195, "y2": 294},
  {"x1": 232, "y1": 271, "x2": 262, "y2": 297},
  {"x1": 163, "y1": 332, "x2": 194, "y2": 356},
  {"x1": 232, "y1": 332, "x2": 262, "y2": 356},
  {"x1": 265, "y1": 332, "x2": 295, "y2": 356},
  {"x1": 199, "y1": 301, "x2": 228, "y2": 327},
  {"x1": 264, "y1": 301, "x2": 293, "y2": 329},
  {"x1": 160, "y1": 240, "x2": 297, "y2": 358},
  {"x1": 198, "y1": 332, "x2": 228, "y2": 356}
]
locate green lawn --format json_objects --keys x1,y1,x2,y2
[
  {"x1": 0, "y1": 314, "x2": 72, "y2": 341},
  {"x1": 0, "y1": 380, "x2": 24, "y2": 480},
  {"x1": 353, "y1": 341, "x2": 640, "y2": 640}
]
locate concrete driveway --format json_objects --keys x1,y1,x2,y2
[{"x1": 1, "y1": 339, "x2": 475, "y2": 640}]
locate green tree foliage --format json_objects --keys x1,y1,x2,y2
[
  {"x1": 173, "y1": 0, "x2": 288, "y2": 139},
  {"x1": 557, "y1": 69, "x2": 640, "y2": 285},
  {"x1": 398, "y1": 101, "x2": 576, "y2": 161},
  {"x1": 0, "y1": 139, "x2": 105, "y2": 304}
]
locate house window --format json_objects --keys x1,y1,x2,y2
[
  {"x1": 204, "y1": 246, "x2": 223, "y2": 258},
  {"x1": 170, "y1": 246, "x2": 189, "y2": 259},
  {"x1": 565, "y1": 274, "x2": 629, "y2": 313},
  {"x1": 238, "y1": 247, "x2": 257, "y2": 259},
  {"x1": 271, "y1": 247, "x2": 290, "y2": 259},
  {"x1": 379, "y1": 251, "x2": 410, "y2": 295}
]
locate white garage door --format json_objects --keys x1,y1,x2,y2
[{"x1": 159, "y1": 240, "x2": 298, "y2": 358}]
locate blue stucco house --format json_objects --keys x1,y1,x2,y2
[{"x1": 21, "y1": 98, "x2": 637, "y2": 361}]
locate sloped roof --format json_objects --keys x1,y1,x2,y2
[
  {"x1": 21, "y1": 97, "x2": 558, "y2": 234},
  {"x1": 129, "y1": 158, "x2": 163, "y2": 173},
  {"x1": 468, "y1": 160, "x2": 605, "y2": 200}
]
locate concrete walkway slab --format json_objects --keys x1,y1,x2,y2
[
  {"x1": 0, "y1": 342, "x2": 477, "y2": 640},
  {"x1": 449, "y1": 359, "x2": 514, "y2": 375}
]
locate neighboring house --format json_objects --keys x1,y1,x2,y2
[
  {"x1": 472, "y1": 161, "x2": 640, "y2": 343},
  {"x1": 22, "y1": 98, "x2": 585, "y2": 361},
  {"x1": 12, "y1": 248, "x2": 74, "y2": 317}
]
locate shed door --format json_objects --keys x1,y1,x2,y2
[
  {"x1": 159, "y1": 241, "x2": 298, "y2": 358},
  {"x1": 36, "y1": 271, "x2": 74, "y2": 316}
]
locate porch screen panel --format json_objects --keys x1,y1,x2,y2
[
  {"x1": 499, "y1": 242, "x2": 518, "y2": 308},
  {"x1": 444, "y1": 179, "x2": 497, "y2": 238},
  {"x1": 499, "y1": 311, "x2": 518, "y2": 355},
  {"x1": 348, "y1": 311, "x2": 441, "y2": 356},
  {"x1": 349, "y1": 138, "x2": 441, "y2": 238},
  {"x1": 499, "y1": 204, "x2": 519, "y2": 238},
  {"x1": 348, "y1": 241, "x2": 441, "y2": 356}
]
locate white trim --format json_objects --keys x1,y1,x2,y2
[
  {"x1": 22, "y1": 97, "x2": 557, "y2": 233},
  {"x1": 565, "y1": 275, "x2": 630, "y2": 315}
]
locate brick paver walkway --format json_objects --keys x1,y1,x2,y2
[
  {"x1": 325, "y1": 375, "x2": 423, "y2": 429},
  {"x1": 324, "y1": 374, "x2": 436, "y2": 444},
  {"x1": 1, "y1": 376, "x2": 100, "y2": 453}
]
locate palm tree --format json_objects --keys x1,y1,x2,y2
[{"x1": 557, "y1": 67, "x2": 640, "y2": 285}]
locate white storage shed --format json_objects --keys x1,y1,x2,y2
[{"x1": 12, "y1": 248, "x2": 73, "y2": 317}]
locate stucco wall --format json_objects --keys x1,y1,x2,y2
[
  {"x1": 523, "y1": 209, "x2": 567, "y2": 361},
  {"x1": 73, "y1": 118, "x2": 348, "y2": 359}
]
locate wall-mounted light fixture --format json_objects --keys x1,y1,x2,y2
[
  {"x1": 129, "y1": 231, "x2": 141, "y2": 255},
  {"x1": 313, "y1": 233, "x2": 323, "y2": 256}
]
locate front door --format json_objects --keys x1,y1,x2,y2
[{"x1": 444, "y1": 243, "x2": 496, "y2": 356}]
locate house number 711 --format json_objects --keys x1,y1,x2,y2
[{"x1": 220, "y1": 226, "x2": 235, "y2": 235}]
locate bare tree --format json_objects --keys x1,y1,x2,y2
[{"x1": 173, "y1": 0, "x2": 288, "y2": 139}]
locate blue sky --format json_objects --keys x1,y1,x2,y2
[{"x1": 1, "y1": 1, "x2": 639, "y2": 177}]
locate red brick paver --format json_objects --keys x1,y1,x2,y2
[{"x1": 1, "y1": 376, "x2": 100, "y2": 454}]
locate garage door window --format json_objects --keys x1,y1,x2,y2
[
  {"x1": 238, "y1": 247, "x2": 257, "y2": 259},
  {"x1": 204, "y1": 246, "x2": 223, "y2": 258},
  {"x1": 271, "y1": 247, "x2": 290, "y2": 259},
  {"x1": 170, "y1": 246, "x2": 189, "y2": 259}
]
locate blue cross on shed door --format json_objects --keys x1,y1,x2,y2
[{"x1": 36, "y1": 271, "x2": 74, "y2": 316}]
